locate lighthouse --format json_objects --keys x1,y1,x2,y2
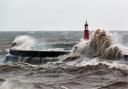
[{"x1": 84, "y1": 21, "x2": 89, "y2": 40}]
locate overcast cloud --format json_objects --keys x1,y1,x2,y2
[{"x1": 0, "y1": 0, "x2": 128, "y2": 31}]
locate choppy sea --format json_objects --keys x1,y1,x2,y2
[{"x1": 0, "y1": 31, "x2": 128, "y2": 89}]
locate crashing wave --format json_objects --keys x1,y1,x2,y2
[
  {"x1": 11, "y1": 35, "x2": 36, "y2": 50},
  {"x1": 68, "y1": 29, "x2": 128, "y2": 60}
]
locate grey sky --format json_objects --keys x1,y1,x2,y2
[{"x1": 0, "y1": 0, "x2": 128, "y2": 31}]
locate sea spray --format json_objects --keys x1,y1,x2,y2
[
  {"x1": 11, "y1": 35, "x2": 36, "y2": 50},
  {"x1": 112, "y1": 32, "x2": 123, "y2": 44},
  {"x1": 1, "y1": 31, "x2": 128, "y2": 89},
  {"x1": 69, "y1": 29, "x2": 127, "y2": 59},
  {"x1": 71, "y1": 39, "x2": 88, "y2": 55}
]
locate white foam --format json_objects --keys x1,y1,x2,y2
[
  {"x1": 11, "y1": 35, "x2": 36, "y2": 50},
  {"x1": 71, "y1": 39, "x2": 88, "y2": 53},
  {"x1": 66, "y1": 56, "x2": 128, "y2": 70},
  {"x1": 70, "y1": 29, "x2": 128, "y2": 59},
  {"x1": 67, "y1": 57, "x2": 100, "y2": 67}
]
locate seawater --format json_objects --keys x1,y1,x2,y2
[{"x1": 0, "y1": 31, "x2": 128, "y2": 89}]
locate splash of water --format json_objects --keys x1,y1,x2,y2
[
  {"x1": 71, "y1": 39, "x2": 88, "y2": 55},
  {"x1": 11, "y1": 35, "x2": 36, "y2": 50},
  {"x1": 70, "y1": 29, "x2": 128, "y2": 59}
]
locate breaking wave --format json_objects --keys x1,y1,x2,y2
[
  {"x1": 11, "y1": 35, "x2": 36, "y2": 50},
  {"x1": 70, "y1": 29, "x2": 128, "y2": 60},
  {"x1": 0, "y1": 59, "x2": 128, "y2": 89},
  {"x1": 0, "y1": 31, "x2": 128, "y2": 89}
]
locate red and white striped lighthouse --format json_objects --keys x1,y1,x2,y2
[{"x1": 84, "y1": 21, "x2": 89, "y2": 40}]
